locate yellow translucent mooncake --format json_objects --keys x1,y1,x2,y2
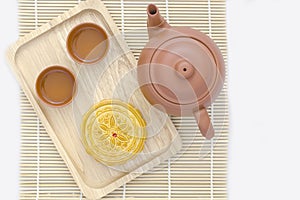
[{"x1": 81, "y1": 99, "x2": 147, "y2": 166}]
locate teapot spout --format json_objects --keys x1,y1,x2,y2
[{"x1": 147, "y1": 4, "x2": 170, "y2": 38}]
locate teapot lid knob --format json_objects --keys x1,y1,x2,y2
[{"x1": 175, "y1": 60, "x2": 195, "y2": 79}]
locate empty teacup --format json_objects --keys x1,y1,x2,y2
[
  {"x1": 67, "y1": 23, "x2": 109, "y2": 64},
  {"x1": 35, "y1": 66, "x2": 76, "y2": 106}
]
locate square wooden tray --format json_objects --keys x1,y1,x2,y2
[{"x1": 7, "y1": 0, "x2": 181, "y2": 199}]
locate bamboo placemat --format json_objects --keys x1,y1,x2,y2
[{"x1": 18, "y1": 0, "x2": 228, "y2": 199}]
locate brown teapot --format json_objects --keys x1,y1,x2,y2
[{"x1": 137, "y1": 4, "x2": 225, "y2": 139}]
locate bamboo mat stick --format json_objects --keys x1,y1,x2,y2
[{"x1": 19, "y1": 0, "x2": 228, "y2": 199}]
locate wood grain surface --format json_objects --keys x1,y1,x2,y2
[{"x1": 7, "y1": 0, "x2": 181, "y2": 199}]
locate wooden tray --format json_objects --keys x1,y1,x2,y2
[{"x1": 7, "y1": 0, "x2": 181, "y2": 199}]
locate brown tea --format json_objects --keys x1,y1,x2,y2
[
  {"x1": 67, "y1": 23, "x2": 109, "y2": 64},
  {"x1": 36, "y1": 66, "x2": 76, "y2": 106}
]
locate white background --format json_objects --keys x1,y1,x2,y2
[{"x1": 1, "y1": 0, "x2": 300, "y2": 199}]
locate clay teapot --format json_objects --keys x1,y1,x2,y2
[{"x1": 137, "y1": 4, "x2": 225, "y2": 139}]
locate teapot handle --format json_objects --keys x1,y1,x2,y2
[{"x1": 193, "y1": 108, "x2": 214, "y2": 139}]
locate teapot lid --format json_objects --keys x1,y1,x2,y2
[{"x1": 148, "y1": 36, "x2": 218, "y2": 106}]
